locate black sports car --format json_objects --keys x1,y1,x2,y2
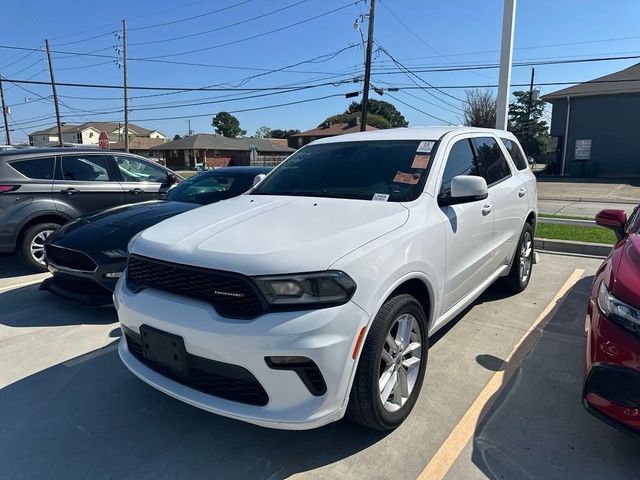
[{"x1": 40, "y1": 166, "x2": 271, "y2": 305}]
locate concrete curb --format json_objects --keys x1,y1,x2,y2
[
  {"x1": 535, "y1": 238, "x2": 611, "y2": 257},
  {"x1": 538, "y1": 196, "x2": 638, "y2": 204}
]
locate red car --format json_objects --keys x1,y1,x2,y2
[{"x1": 584, "y1": 205, "x2": 640, "y2": 437}]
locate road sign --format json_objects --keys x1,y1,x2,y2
[{"x1": 98, "y1": 131, "x2": 109, "y2": 149}]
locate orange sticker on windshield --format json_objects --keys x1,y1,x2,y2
[
  {"x1": 393, "y1": 171, "x2": 421, "y2": 184},
  {"x1": 411, "y1": 154, "x2": 430, "y2": 169}
]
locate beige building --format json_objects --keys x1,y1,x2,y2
[{"x1": 29, "y1": 122, "x2": 166, "y2": 147}]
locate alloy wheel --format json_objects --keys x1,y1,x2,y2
[
  {"x1": 378, "y1": 313, "x2": 422, "y2": 412},
  {"x1": 519, "y1": 231, "x2": 533, "y2": 284},
  {"x1": 30, "y1": 230, "x2": 54, "y2": 266}
]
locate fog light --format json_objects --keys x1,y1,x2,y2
[
  {"x1": 266, "y1": 356, "x2": 310, "y2": 366},
  {"x1": 104, "y1": 272, "x2": 122, "y2": 279}
]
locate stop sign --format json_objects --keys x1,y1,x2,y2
[{"x1": 98, "y1": 131, "x2": 109, "y2": 149}]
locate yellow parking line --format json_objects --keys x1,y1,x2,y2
[{"x1": 417, "y1": 268, "x2": 585, "y2": 480}]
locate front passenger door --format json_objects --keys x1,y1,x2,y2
[
  {"x1": 114, "y1": 155, "x2": 172, "y2": 203},
  {"x1": 437, "y1": 138, "x2": 495, "y2": 313}
]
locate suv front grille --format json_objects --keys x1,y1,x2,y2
[
  {"x1": 126, "y1": 255, "x2": 266, "y2": 319},
  {"x1": 45, "y1": 244, "x2": 97, "y2": 272},
  {"x1": 586, "y1": 365, "x2": 640, "y2": 409},
  {"x1": 124, "y1": 328, "x2": 269, "y2": 406}
]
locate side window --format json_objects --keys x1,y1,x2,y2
[
  {"x1": 440, "y1": 139, "x2": 480, "y2": 196},
  {"x1": 59, "y1": 155, "x2": 114, "y2": 182},
  {"x1": 627, "y1": 206, "x2": 640, "y2": 234},
  {"x1": 115, "y1": 155, "x2": 168, "y2": 183},
  {"x1": 9, "y1": 157, "x2": 55, "y2": 179},
  {"x1": 500, "y1": 138, "x2": 528, "y2": 170},
  {"x1": 472, "y1": 137, "x2": 511, "y2": 186}
]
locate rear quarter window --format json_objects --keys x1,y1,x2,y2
[
  {"x1": 500, "y1": 138, "x2": 528, "y2": 170},
  {"x1": 9, "y1": 157, "x2": 55, "y2": 179}
]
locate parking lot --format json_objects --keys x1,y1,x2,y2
[{"x1": 1, "y1": 252, "x2": 639, "y2": 480}]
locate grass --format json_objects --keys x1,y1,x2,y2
[
  {"x1": 539, "y1": 213, "x2": 593, "y2": 221},
  {"x1": 536, "y1": 223, "x2": 616, "y2": 245}
]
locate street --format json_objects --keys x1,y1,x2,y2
[{"x1": 1, "y1": 253, "x2": 639, "y2": 480}]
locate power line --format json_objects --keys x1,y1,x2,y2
[
  {"x1": 385, "y1": 92, "x2": 453, "y2": 125},
  {"x1": 129, "y1": 0, "x2": 311, "y2": 46}
]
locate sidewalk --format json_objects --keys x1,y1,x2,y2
[{"x1": 537, "y1": 178, "x2": 640, "y2": 203}]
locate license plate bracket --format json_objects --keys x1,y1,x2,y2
[{"x1": 140, "y1": 325, "x2": 188, "y2": 377}]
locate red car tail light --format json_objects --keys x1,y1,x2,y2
[{"x1": 0, "y1": 185, "x2": 19, "y2": 193}]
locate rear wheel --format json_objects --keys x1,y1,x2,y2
[
  {"x1": 19, "y1": 222, "x2": 60, "y2": 272},
  {"x1": 347, "y1": 294, "x2": 428, "y2": 431},
  {"x1": 503, "y1": 222, "x2": 534, "y2": 293}
]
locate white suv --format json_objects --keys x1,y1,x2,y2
[{"x1": 114, "y1": 127, "x2": 537, "y2": 431}]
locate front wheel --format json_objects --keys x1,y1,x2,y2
[
  {"x1": 503, "y1": 222, "x2": 534, "y2": 293},
  {"x1": 19, "y1": 222, "x2": 60, "y2": 272},
  {"x1": 347, "y1": 294, "x2": 428, "y2": 431}
]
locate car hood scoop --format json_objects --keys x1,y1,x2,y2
[{"x1": 131, "y1": 195, "x2": 409, "y2": 275}]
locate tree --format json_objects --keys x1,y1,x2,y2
[
  {"x1": 269, "y1": 129, "x2": 300, "y2": 139},
  {"x1": 173, "y1": 134, "x2": 182, "y2": 140},
  {"x1": 255, "y1": 126, "x2": 273, "y2": 138},
  {"x1": 321, "y1": 112, "x2": 392, "y2": 130},
  {"x1": 463, "y1": 89, "x2": 496, "y2": 128},
  {"x1": 211, "y1": 112, "x2": 246, "y2": 137},
  {"x1": 508, "y1": 90, "x2": 549, "y2": 159},
  {"x1": 320, "y1": 99, "x2": 408, "y2": 130}
]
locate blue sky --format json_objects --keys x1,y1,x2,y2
[{"x1": 1, "y1": 0, "x2": 640, "y2": 143}]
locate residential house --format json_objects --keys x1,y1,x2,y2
[
  {"x1": 110, "y1": 137, "x2": 168, "y2": 161},
  {"x1": 288, "y1": 118, "x2": 378, "y2": 149},
  {"x1": 155, "y1": 134, "x2": 295, "y2": 169},
  {"x1": 29, "y1": 122, "x2": 167, "y2": 147},
  {"x1": 542, "y1": 63, "x2": 640, "y2": 177}
]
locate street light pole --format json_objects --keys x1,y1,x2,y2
[
  {"x1": 495, "y1": 0, "x2": 516, "y2": 130},
  {"x1": 360, "y1": 0, "x2": 376, "y2": 132}
]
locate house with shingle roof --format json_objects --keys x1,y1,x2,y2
[
  {"x1": 542, "y1": 63, "x2": 640, "y2": 177},
  {"x1": 155, "y1": 133, "x2": 295, "y2": 169},
  {"x1": 29, "y1": 121, "x2": 166, "y2": 147},
  {"x1": 288, "y1": 117, "x2": 377, "y2": 149}
]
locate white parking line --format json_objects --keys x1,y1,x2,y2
[
  {"x1": 0, "y1": 278, "x2": 46, "y2": 293},
  {"x1": 417, "y1": 268, "x2": 585, "y2": 480}
]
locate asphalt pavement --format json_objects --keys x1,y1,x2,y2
[
  {"x1": 1, "y1": 252, "x2": 639, "y2": 479},
  {"x1": 538, "y1": 199, "x2": 637, "y2": 217}
]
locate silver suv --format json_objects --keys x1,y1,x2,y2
[{"x1": 0, "y1": 148, "x2": 181, "y2": 270}]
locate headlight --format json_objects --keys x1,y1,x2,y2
[
  {"x1": 102, "y1": 248, "x2": 128, "y2": 259},
  {"x1": 597, "y1": 281, "x2": 640, "y2": 335},
  {"x1": 127, "y1": 232, "x2": 143, "y2": 254},
  {"x1": 253, "y1": 271, "x2": 356, "y2": 307}
]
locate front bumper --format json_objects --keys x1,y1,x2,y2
[
  {"x1": 114, "y1": 278, "x2": 369, "y2": 430},
  {"x1": 584, "y1": 302, "x2": 640, "y2": 436}
]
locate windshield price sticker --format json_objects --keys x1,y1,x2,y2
[
  {"x1": 411, "y1": 154, "x2": 430, "y2": 169},
  {"x1": 393, "y1": 171, "x2": 421, "y2": 185},
  {"x1": 372, "y1": 193, "x2": 390, "y2": 201},
  {"x1": 416, "y1": 141, "x2": 435, "y2": 154}
]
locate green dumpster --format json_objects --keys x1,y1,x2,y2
[
  {"x1": 569, "y1": 161, "x2": 585, "y2": 177},
  {"x1": 584, "y1": 161, "x2": 598, "y2": 178}
]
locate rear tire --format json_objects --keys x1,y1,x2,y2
[
  {"x1": 347, "y1": 294, "x2": 428, "y2": 431},
  {"x1": 503, "y1": 222, "x2": 534, "y2": 293},
  {"x1": 19, "y1": 222, "x2": 60, "y2": 272}
]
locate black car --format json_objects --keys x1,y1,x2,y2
[
  {"x1": 0, "y1": 148, "x2": 182, "y2": 271},
  {"x1": 40, "y1": 166, "x2": 271, "y2": 305}
]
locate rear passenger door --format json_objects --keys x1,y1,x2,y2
[
  {"x1": 472, "y1": 136, "x2": 528, "y2": 269},
  {"x1": 113, "y1": 155, "x2": 173, "y2": 204},
  {"x1": 53, "y1": 154, "x2": 126, "y2": 216}
]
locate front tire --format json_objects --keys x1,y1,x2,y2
[
  {"x1": 19, "y1": 222, "x2": 60, "y2": 272},
  {"x1": 503, "y1": 222, "x2": 534, "y2": 293},
  {"x1": 347, "y1": 294, "x2": 428, "y2": 431}
]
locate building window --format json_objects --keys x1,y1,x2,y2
[
  {"x1": 297, "y1": 137, "x2": 303, "y2": 147},
  {"x1": 89, "y1": 132, "x2": 94, "y2": 138},
  {"x1": 214, "y1": 150, "x2": 221, "y2": 157}
]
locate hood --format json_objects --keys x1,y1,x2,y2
[
  {"x1": 131, "y1": 195, "x2": 409, "y2": 275},
  {"x1": 610, "y1": 234, "x2": 640, "y2": 309},
  {"x1": 50, "y1": 201, "x2": 200, "y2": 252}
]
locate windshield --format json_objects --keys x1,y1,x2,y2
[
  {"x1": 251, "y1": 140, "x2": 437, "y2": 202},
  {"x1": 165, "y1": 170, "x2": 258, "y2": 205}
]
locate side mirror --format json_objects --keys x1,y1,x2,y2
[
  {"x1": 438, "y1": 176, "x2": 488, "y2": 206},
  {"x1": 595, "y1": 209, "x2": 627, "y2": 241},
  {"x1": 527, "y1": 156, "x2": 535, "y2": 165},
  {"x1": 253, "y1": 174, "x2": 267, "y2": 187},
  {"x1": 166, "y1": 173, "x2": 178, "y2": 185}
]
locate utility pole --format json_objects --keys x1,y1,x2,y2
[
  {"x1": 122, "y1": 19, "x2": 129, "y2": 152},
  {"x1": 360, "y1": 0, "x2": 376, "y2": 132},
  {"x1": 45, "y1": 40, "x2": 63, "y2": 147},
  {"x1": 525, "y1": 67, "x2": 535, "y2": 155},
  {"x1": 188, "y1": 119, "x2": 191, "y2": 136},
  {"x1": 495, "y1": 0, "x2": 516, "y2": 130},
  {"x1": 0, "y1": 75, "x2": 10, "y2": 145}
]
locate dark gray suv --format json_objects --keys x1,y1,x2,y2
[{"x1": 0, "y1": 148, "x2": 181, "y2": 271}]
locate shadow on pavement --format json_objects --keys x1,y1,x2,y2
[
  {"x1": 0, "y1": 254, "x2": 35, "y2": 279},
  {"x1": 469, "y1": 276, "x2": 640, "y2": 479},
  {"x1": 0, "y1": 284, "x2": 117, "y2": 327},
  {"x1": 0, "y1": 347, "x2": 386, "y2": 480}
]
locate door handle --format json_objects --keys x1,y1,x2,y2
[
  {"x1": 61, "y1": 188, "x2": 78, "y2": 196},
  {"x1": 518, "y1": 187, "x2": 527, "y2": 197},
  {"x1": 482, "y1": 203, "x2": 493, "y2": 215},
  {"x1": 128, "y1": 188, "x2": 144, "y2": 195}
]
